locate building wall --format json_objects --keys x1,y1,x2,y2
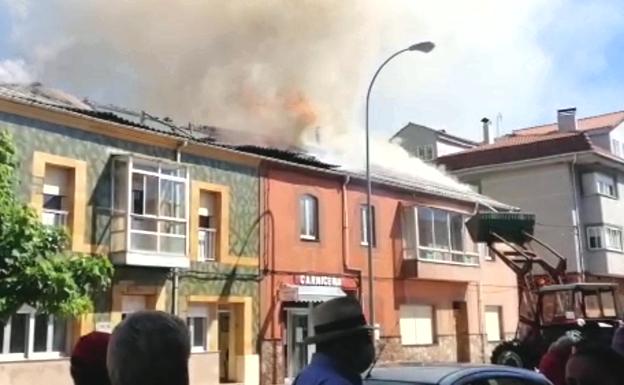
[
  {"x1": 437, "y1": 140, "x2": 469, "y2": 157},
  {"x1": 392, "y1": 124, "x2": 438, "y2": 158},
  {"x1": 475, "y1": 163, "x2": 579, "y2": 272},
  {"x1": 260, "y1": 163, "x2": 518, "y2": 384},
  {"x1": 0, "y1": 109, "x2": 260, "y2": 385}
]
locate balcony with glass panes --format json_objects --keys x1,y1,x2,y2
[{"x1": 110, "y1": 155, "x2": 190, "y2": 268}]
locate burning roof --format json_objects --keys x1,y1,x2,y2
[{"x1": 0, "y1": 82, "x2": 512, "y2": 209}]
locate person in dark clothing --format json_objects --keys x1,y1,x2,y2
[
  {"x1": 295, "y1": 296, "x2": 375, "y2": 385},
  {"x1": 565, "y1": 340, "x2": 624, "y2": 385},
  {"x1": 70, "y1": 331, "x2": 111, "y2": 385}
]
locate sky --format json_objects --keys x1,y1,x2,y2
[{"x1": 0, "y1": 0, "x2": 623, "y2": 143}]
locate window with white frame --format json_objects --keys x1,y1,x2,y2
[
  {"x1": 198, "y1": 191, "x2": 217, "y2": 261},
  {"x1": 0, "y1": 305, "x2": 66, "y2": 359},
  {"x1": 300, "y1": 194, "x2": 318, "y2": 240},
  {"x1": 485, "y1": 306, "x2": 503, "y2": 342},
  {"x1": 416, "y1": 145, "x2": 435, "y2": 161},
  {"x1": 416, "y1": 207, "x2": 479, "y2": 265},
  {"x1": 586, "y1": 225, "x2": 623, "y2": 251},
  {"x1": 360, "y1": 205, "x2": 376, "y2": 247},
  {"x1": 612, "y1": 139, "x2": 621, "y2": 157},
  {"x1": 399, "y1": 304, "x2": 434, "y2": 345},
  {"x1": 582, "y1": 172, "x2": 617, "y2": 198},
  {"x1": 41, "y1": 165, "x2": 70, "y2": 228},
  {"x1": 187, "y1": 304, "x2": 210, "y2": 352},
  {"x1": 111, "y1": 156, "x2": 188, "y2": 256}
]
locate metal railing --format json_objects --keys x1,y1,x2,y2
[
  {"x1": 198, "y1": 228, "x2": 217, "y2": 261},
  {"x1": 42, "y1": 209, "x2": 68, "y2": 228}
]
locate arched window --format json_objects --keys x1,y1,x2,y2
[{"x1": 299, "y1": 194, "x2": 318, "y2": 240}]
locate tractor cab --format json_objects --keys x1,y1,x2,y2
[{"x1": 538, "y1": 283, "x2": 620, "y2": 347}]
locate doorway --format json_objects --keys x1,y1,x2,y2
[
  {"x1": 218, "y1": 309, "x2": 232, "y2": 382},
  {"x1": 453, "y1": 301, "x2": 470, "y2": 362},
  {"x1": 285, "y1": 306, "x2": 315, "y2": 380}
]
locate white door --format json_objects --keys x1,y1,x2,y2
[{"x1": 286, "y1": 306, "x2": 315, "y2": 380}]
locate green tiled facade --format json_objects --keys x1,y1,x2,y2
[{"x1": 0, "y1": 111, "x2": 259, "y2": 340}]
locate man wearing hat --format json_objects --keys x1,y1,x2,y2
[{"x1": 294, "y1": 296, "x2": 375, "y2": 385}]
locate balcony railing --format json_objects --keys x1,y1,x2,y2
[
  {"x1": 198, "y1": 228, "x2": 217, "y2": 261},
  {"x1": 42, "y1": 209, "x2": 68, "y2": 228}
]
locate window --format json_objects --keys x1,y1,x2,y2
[
  {"x1": 399, "y1": 304, "x2": 434, "y2": 345},
  {"x1": 415, "y1": 145, "x2": 435, "y2": 161},
  {"x1": 198, "y1": 191, "x2": 217, "y2": 261},
  {"x1": 0, "y1": 305, "x2": 66, "y2": 359},
  {"x1": 582, "y1": 172, "x2": 617, "y2": 198},
  {"x1": 587, "y1": 225, "x2": 622, "y2": 251},
  {"x1": 187, "y1": 304, "x2": 210, "y2": 352},
  {"x1": 416, "y1": 207, "x2": 479, "y2": 265},
  {"x1": 485, "y1": 306, "x2": 503, "y2": 342},
  {"x1": 300, "y1": 195, "x2": 318, "y2": 240},
  {"x1": 41, "y1": 165, "x2": 70, "y2": 228},
  {"x1": 612, "y1": 139, "x2": 621, "y2": 157},
  {"x1": 360, "y1": 205, "x2": 376, "y2": 246},
  {"x1": 401, "y1": 207, "x2": 418, "y2": 259},
  {"x1": 112, "y1": 156, "x2": 188, "y2": 256}
]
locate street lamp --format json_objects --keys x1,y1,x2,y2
[{"x1": 365, "y1": 41, "x2": 434, "y2": 329}]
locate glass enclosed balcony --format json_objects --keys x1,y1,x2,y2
[{"x1": 110, "y1": 155, "x2": 190, "y2": 268}]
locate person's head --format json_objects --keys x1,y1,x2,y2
[
  {"x1": 107, "y1": 311, "x2": 190, "y2": 385},
  {"x1": 565, "y1": 341, "x2": 624, "y2": 385},
  {"x1": 71, "y1": 331, "x2": 111, "y2": 385},
  {"x1": 548, "y1": 330, "x2": 581, "y2": 357},
  {"x1": 305, "y1": 296, "x2": 375, "y2": 375}
]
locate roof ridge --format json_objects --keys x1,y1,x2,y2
[{"x1": 513, "y1": 109, "x2": 624, "y2": 134}]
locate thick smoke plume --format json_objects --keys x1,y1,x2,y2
[
  {"x1": 5, "y1": 0, "x2": 473, "y2": 192},
  {"x1": 10, "y1": 1, "x2": 396, "y2": 147}
]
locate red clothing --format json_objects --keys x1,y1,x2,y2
[{"x1": 538, "y1": 350, "x2": 569, "y2": 385}]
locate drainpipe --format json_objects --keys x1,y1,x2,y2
[
  {"x1": 171, "y1": 140, "x2": 189, "y2": 316},
  {"x1": 570, "y1": 154, "x2": 585, "y2": 281},
  {"x1": 476, "y1": 281, "x2": 486, "y2": 362},
  {"x1": 341, "y1": 175, "x2": 355, "y2": 271}
]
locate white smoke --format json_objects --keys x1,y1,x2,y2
[
  {"x1": 0, "y1": 59, "x2": 32, "y2": 83},
  {"x1": 2, "y1": 0, "x2": 530, "y2": 190}
]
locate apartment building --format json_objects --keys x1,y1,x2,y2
[
  {"x1": 0, "y1": 84, "x2": 260, "y2": 385},
  {"x1": 438, "y1": 108, "x2": 624, "y2": 305},
  {"x1": 258, "y1": 156, "x2": 519, "y2": 384},
  {"x1": 391, "y1": 122, "x2": 478, "y2": 161}
]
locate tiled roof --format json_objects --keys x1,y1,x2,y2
[
  {"x1": 438, "y1": 131, "x2": 593, "y2": 171},
  {"x1": 512, "y1": 111, "x2": 624, "y2": 136},
  {"x1": 437, "y1": 110, "x2": 624, "y2": 171}
]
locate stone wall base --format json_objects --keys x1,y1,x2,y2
[{"x1": 261, "y1": 340, "x2": 285, "y2": 385}]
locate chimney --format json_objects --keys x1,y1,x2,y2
[
  {"x1": 557, "y1": 107, "x2": 577, "y2": 132},
  {"x1": 481, "y1": 117, "x2": 492, "y2": 144}
]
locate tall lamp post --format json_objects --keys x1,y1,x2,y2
[{"x1": 365, "y1": 41, "x2": 435, "y2": 329}]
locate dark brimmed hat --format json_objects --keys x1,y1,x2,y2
[{"x1": 304, "y1": 296, "x2": 373, "y2": 344}]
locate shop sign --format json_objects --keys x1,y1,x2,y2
[{"x1": 296, "y1": 274, "x2": 342, "y2": 287}]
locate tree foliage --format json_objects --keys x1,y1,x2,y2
[{"x1": 0, "y1": 130, "x2": 113, "y2": 319}]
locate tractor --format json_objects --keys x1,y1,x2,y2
[{"x1": 466, "y1": 212, "x2": 622, "y2": 369}]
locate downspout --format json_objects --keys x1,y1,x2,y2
[
  {"x1": 477, "y1": 281, "x2": 486, "y2": 362},
  {"x1": 570, "y1": 154, "x2": 585, "y2": 281},
  {"x1": 171, "y1": 140, "x2": 188, "y2": 316},
  {"x1": 342, "y1": 175, "x2": 354, "y2": 271}
]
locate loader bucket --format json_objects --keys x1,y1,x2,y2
[{"x1": 466, "y1": 212, "x2": 535, "y2": 244}]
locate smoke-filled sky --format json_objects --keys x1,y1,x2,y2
[{"x1": 0, "y1": 0, "x2": 624, "y2": 144}]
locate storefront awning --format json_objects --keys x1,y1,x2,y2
[{"x1": 279, "y1": 284, "x2": 346, "y2": 303}]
